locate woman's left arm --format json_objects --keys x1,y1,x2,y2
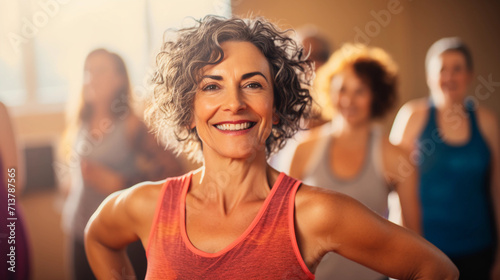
[
  {"x1": 477, "y1": 108, "x2": 500, "y2": 280},
  {"x1": 382, "y1": 140, "x2": 422, "y2": 234},
  {"x1": 296, "y1": 186, "x2": 458, "y2": 280}
]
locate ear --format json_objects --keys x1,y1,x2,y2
[
  {"x1": 189, "y1": 117, "x2": 196, "y2": 129},
  {"x1": 272, "y1": 111, "x2": 279, "y2": 125}
]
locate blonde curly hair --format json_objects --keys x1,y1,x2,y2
[{"x1": 314, "y1": 43, "x2": 398, "y2": 121}]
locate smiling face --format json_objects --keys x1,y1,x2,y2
[
  {"x1": 192, "y1": 41, "x2": 275, "y2": 160},
  {"x1": 427, "y1": 50, "x2": 472, "y2": 103},
  {"x1": 330, "y1": 67, "x2": 373, "y2": 126}
]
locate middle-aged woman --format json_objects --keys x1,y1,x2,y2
[
  {"x1": 290, "y1": 43, "x2": 421, "y2": 280},
  {"x1": 390, "y1": 37, "x2": 500, "y2": 280},
  {"x1": 85, "y1": 16, "x2": 458, "y2": 280}
]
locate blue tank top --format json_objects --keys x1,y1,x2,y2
[{"x1": 417, "y1": 100, "x2": 493, "y2": 257}]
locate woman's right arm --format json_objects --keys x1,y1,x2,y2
[{"x1": 84, "y1": 181, "x2": 161, "y2": 279}]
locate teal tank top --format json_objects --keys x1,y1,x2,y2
[{"x1": 417, "y1": 100, "x2": 494, "y2": 257}]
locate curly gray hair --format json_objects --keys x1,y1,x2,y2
[{"x1": 145, "y1": 15, "x2": 314, "y2": 162}]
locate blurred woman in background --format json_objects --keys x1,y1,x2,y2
[
  {"x1": 290, "y1": 43, "x2": 421, "y2": 280},
  {"x1": 0, "y1": 102, "x2": 30, "y2": 280},
  {"x1": 390, "y1": 37, "x2": 500, "y2": 280},
  {"x1": 60, "y1": 48, "x2": 185, "y2": 280}
]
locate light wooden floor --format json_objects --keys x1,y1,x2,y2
[{"x1": 20, "y1": 190, "x2": 67, "y2": 280}]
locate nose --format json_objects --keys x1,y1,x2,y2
[
  {"x1": 339, "y1": 91, "x2": 354, "y2": 107},
  {"x1": 222, "y1": 86, "x2": 246, "y2": 113},
  {"x1": 440, "y1": 69, "x2": 454, "y2": 81}
]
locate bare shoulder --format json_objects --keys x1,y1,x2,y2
[
  {"x1": 475, "y1": 106, "x2": 499, "y2": 146},
  {"x1": 390, "y1": 98, "x2": 430, "y2": 147},
  {"x1": 93, "y1": 179, "x2": 167, "y2": 241},
  {"x1": 397, "y1": 98, "x2": 429, "y2": 126},
  {"x1": 119, "y1": 180, "x2": 166, "y2": 223},
  {"x1": 294, "y1": 184, "x2": 357, "y2": 233},
  {"x1": 476, "y1": 106, "x2": 499, "y2": 131},
  {"x1": 289, "y1": 133, "x2": 325, "y2": 178}
]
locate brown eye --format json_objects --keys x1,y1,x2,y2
[
  {"x1": 203, "y1": 84, "x2": 219, "y2": 91},
  {"x1": 245, "y1": 82, "x2": 262, "y2": 89}
]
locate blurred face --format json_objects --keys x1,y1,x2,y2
[
  {"x1": 192, "y1": 41, "x2": 276, "y2": 160},
  {"x1": 83, "y1": 52, "x2": 125, "y2": 104},
  {"x1": 427, "y1": 50, "x2": 472, "y2": 103},
  {"x1": 330, "y1": 67, "x2": 372, "y2": 126}
]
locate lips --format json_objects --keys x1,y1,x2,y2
[{"x1": 213, "y1": 121, "x2": 257, "y2": 131}]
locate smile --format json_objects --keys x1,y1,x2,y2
[{"x1": 214, "y1": 122, "x2": 256, "y2": 131}]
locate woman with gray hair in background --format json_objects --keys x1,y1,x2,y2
[{"x1": 391, "y1": 37, "x2": 500, "y2": 280}]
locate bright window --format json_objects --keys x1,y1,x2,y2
[{"x1": 0, "y1": 0, "x2": 231, "y2": 112}]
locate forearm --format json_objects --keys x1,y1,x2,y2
[
  {"x1": 85, "y1": 233, "x2": 136, "y2": 280},
  {"x1": 396, "y1": 174, "x2": 423, "y2": 235},
  {"x1": 390, "y1": 232, "x2": 459, "y2": 280},
  {"x1": 410, "y1": 254, "x2": 459, "y2": 280}
]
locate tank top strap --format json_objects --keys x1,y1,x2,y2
[
  {"x1": 463, "y1": 99, "x2": 483, "y2": 140},
  {"x1": 302, "y1": 135, "x2": 331, "y2": 179},
  {"x1": 369, "y1": 125, "x2": 386, "y2": 182},
  {"x1": 428, "y1": 99, "x2": 438, "y2": 126},
  {"x1": 146, "y1": 172, "x2": 191, "y2": 257}
]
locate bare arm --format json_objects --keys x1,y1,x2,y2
[
  {"x1": 295, "y1": 186, "x2": 458, "y2": 279},
  {"x1": 84, "y1": 181, "x2": 161, "y2": 279},
  {"x1": 477, "y1": 108, "x2": 500, "y2": 280},
  {"x1": 382, "y1": 140, "x2": 422, "y2": 234}
]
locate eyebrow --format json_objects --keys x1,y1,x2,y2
[{"x1": 200, "y1": 71, "x2": 268, "y2": 82}]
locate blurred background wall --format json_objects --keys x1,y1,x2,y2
[
  {"x1": 0, "y1": 0, "x2": 498, "y2": 279},
  {"x1": 234, "y1": 0, "x2": 500, "y2": 128}
]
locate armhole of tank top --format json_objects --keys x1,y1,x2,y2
[
  {"x1": 146, "y1": 178, "x2": 171, "y2": 258},
  {"x1": 288, "y1": 180, "x2": 316, "y2": 279},
  {"x1": 466, "y1": 104, "x2": 481, "y2": 138},
  {"x1": 302, "y1": 136, "x2": 330, "y2": 179},
  {"x1": 414, "y1": 102, "x2": 434, "y2": 148}
]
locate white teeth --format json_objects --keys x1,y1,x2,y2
[{"x1": 216, "y1": 122, "x2": 252, "y2": 131}]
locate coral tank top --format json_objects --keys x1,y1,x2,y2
[{"x1": 145, "y1": 172, "x2": 315, "y2": 279}]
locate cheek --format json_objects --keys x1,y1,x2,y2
[
  {"x1": 457, "y1": 73, "x2": 471, "y2": 85},
  {"x1": 330, "y1": 91, "x2": 340, "y2": 106},
  {"x1": 193, "y1": 95, "x2": 218, "y2": 126},
  {"x1": 259, "y1": 97, "x2": 275, "y2": 122},
  {"x1": 358, "y1": 94, "x2": 372, "y2": 114}
]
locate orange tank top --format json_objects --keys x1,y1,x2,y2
[{"x1": 145, "y1": 171, "x2": 315, "y2": 279}]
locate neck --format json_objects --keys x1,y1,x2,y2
[
  {"x1": 333, "y1": 116, "x2": 372, "y2": 141},
  {"x1": 432, "y1": 91, "x2": 466, "y2": 109},
  {"x1": 193, "y1": 149, "x2": 274, "y2": 216},
  {"x1": 432, "y1": 95, "x2": 468, "y2": 118}
]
